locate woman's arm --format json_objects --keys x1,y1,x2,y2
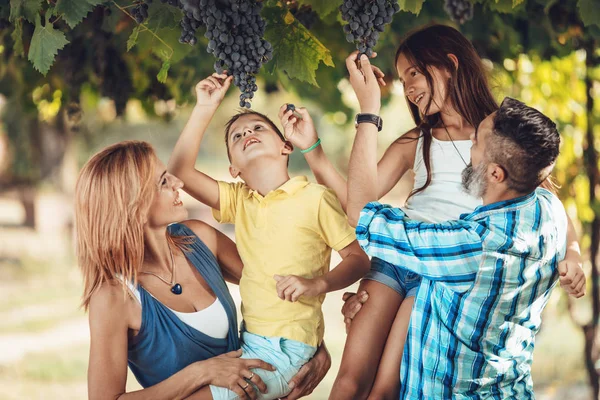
[
  {"x1": 182, "y1": 220, "x2": 243, "y2": 285},
  {"x1": 88, "y1": 284, "x2": 207, "y2": 400},
  {"x1": 89, "y1": 282, "x2": 273, "y2": 400}
]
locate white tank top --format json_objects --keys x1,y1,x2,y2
[
  {"x1": 122, "y1": 278, "x2": 229, "y2": 339},
  {"x1": 403, "y1": 133, "x2": 482, "y2": 222}
]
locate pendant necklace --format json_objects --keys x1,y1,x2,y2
[
  {"x1": 141, "y1": 242, "x2": 183, "y2": 295},
  {"x1": 442, "y1": 124, "x2": 469, "y2": 168}
]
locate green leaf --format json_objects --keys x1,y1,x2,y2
[
  {"x1": 11, "y1": 18, "x2": 24, "y2": 57},
  {"x1": 264, "y1": 6, "x2": 334, "y2": 86},
  {"x1": 578, "y1": 0, "x2": 600, "y2": 27},
  {"x1": 127, "y1": 25, "x2": 141, "y2": 51},
  {"x1": 157, "y1": 60, "x2": 170, "y2": 83},
  {"x1": 398, "y1": 0, "x2": 424, "y2": 14},
  {"x1": 512, "y1": 0, "x2": 525, "y2": 6},
  {"x1": 487, "y1": 0, "x2": 516, "y2": 13},
  {"x1": 28, "y1": 14, "x2": 70, "y2": 75},
  {"x1": 297, "y1": 0, "x2": 342, "y2": 18},
  {"x1": 9, "y1": 0, "x2": 42, "y2": 23},
  {"x1": 54, "y1": 0, "x2": 104, "y2": 29}
]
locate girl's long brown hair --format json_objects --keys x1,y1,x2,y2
[
  {"x1": 75, "y1": 141, "x2": 189, "y2": 310},
  {"x1": 395, "y1": 24, "x2": 499, "y2": 199}
]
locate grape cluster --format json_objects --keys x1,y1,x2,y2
[
  {"x1": 170, "y1": 0, "x2": 272, "y2": 108},
  {"x1": 340, "y1": 0, "x2": 400, "y2": 57},
  {"x1": 131, "y1": 0, "x2": 151, "y2": 24},
  {"x1": 443, "y1": 0, "x2": 473, "y2": 24},
  {"x1": 290, "y1": 5, "x2": 318, "y2": 30}
]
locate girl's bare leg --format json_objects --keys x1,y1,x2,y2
[
  {"x1": 366, "y1": 297, "x2": 414, "y2": 400},
  {"x1": 329, "y1": 280, "x2": 402, "y2": 400}
]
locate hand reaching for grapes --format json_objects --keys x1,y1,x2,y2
[
  {"x1": 346, "y1": 51, "x2": 383, "y2": 114},
  {"x1": 194, "y1": 73, "x2": 233, "y2": 109},
  {"x1": 278, "y1": 104, "x2": 319, "y2": 151}
]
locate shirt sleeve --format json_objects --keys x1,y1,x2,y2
[
  {"x1": 211, "y1": 181, "x2": 242, "y2": 224},
  {"x1": 356, "y1": 201, "x2": 483, "y2": 288},
  {"x1": 317, "y1": 188, "x2": 356, "y2": 251}
]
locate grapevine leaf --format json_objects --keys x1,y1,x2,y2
[
  {"x1": 127, "y1": 25, "x2": 141, "y2": 51},
  {"x1": 28, "y1": 14, "x2": 70, "y2": 76},
  {"x1": 54, "y1": 0, "x2": 104, "y2": 29},
  {"x1": 398, "y1": 0, "x2": 424, "y2": 15},
  {"x1": 512, "y1": 0, "x2": 525, "y2": 7},
  {"x1": 9, "y1": 0, "x2": 42, "y2": 23},
  {"x1": 486, "y1": 0, "x2": 516, "y2": 13},
  {"x1": 296, "y1": 0, "x2": 343, "y2": 18},
  {"x1": 578, "y1": 0, "x2": 600, "y2": 27},
  {"x1": 133, "y1": 1, "x2": 192, "y2": 63},
  {"x1": 157, "y1": 60, "x2": 170, "y2": 83},
  {"x1": 11, "y1": 18, "x2": 24, "y2": 57},
  {"x1": 264, "y1": 6, "x2": 334, "y2": 86}
]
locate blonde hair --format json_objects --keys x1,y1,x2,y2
[{"x1": 75, "y1": 141, "x2": 189, "y2": 310}]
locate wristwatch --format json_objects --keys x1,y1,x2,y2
[{"x1": 354, "y1": 113, "x2": 383, "y2": 132}]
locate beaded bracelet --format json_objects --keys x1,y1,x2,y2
[{"x1": 300, "y1": 138, "x2": 322, "y2": 154}]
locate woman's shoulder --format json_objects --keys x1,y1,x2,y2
[
  {"x1": 88, "y1": 280, "x2": 134, "y2": 328},
  {"x1": 178, "y1": 220, "x2": 218, "y2": 255}
]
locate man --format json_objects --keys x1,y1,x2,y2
[{"x1": 340, "y1": 54, "x2": 569, "y2": 398}]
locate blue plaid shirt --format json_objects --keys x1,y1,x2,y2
[{"x1": 357, "y1": 188, "x2": 567, "y2": 399}]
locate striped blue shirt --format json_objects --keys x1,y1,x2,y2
[{"x1": 356, "y1": 188, "x2": 567, "y2": 399}]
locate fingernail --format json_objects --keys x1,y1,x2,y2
[{"x1": 288, "y1": 382, "x2": 295, "y2": 389}]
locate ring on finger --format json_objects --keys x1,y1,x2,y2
[
  {"x1": 243, "y1": 382, "x2": 250, "y2": 390},
  {"x1": 249, "y1": 372, "x2": 255, "y2": 380}
]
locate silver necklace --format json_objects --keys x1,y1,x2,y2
[
  {"x1": 441, "y1": 124, "x2": 469, "y2": 167},
  {"x1": 141, "y1": 243, "x2": 182, "y2": 295}
]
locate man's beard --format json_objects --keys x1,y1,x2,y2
[{"x1": 461, "y1": 162, "x2": 488, "y2": 199}]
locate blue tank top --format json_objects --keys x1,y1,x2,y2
[{"x1": 127, "y1": 223, "x2": 240, "y2": 388}]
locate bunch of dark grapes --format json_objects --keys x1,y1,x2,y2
[
  {"x1": 290, "y1": 5, "x2": 318, "y2": 30},
  {"x1": 175, "y1": 0, "x2": 273, "y2": 108},
  {"x1": 340, "y1": 0, "x2": 400, "y2": 57},
  {"x1": 443, "y1": 0, "x2": 473, "y2": 24},
  {"x1": 131, "y1": 0, "x2": 151, "y2": 24}
]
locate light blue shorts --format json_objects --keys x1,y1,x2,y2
[
  {"x1": 363, "y1": 257, "x2": 421, "y2": 299},
  {"x1": 210, "y1": 330, "x2": 317, "y2": 400}
]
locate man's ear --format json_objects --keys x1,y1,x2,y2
[
  {"x1": 229, "y1": 165, "x2": 240, "y2": 179},
  {"x1": 488, "y1": 163, "x2": 507, "y2": 184},
  {"x1": 281, "y1": 141, "x2": 294, "y2": 155},
  {"x1": 447, "y1": 54, "x2": 459, "y2": 70}
]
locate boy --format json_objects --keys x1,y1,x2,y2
[{"x1": 168, "y1": 73, "x2": 370, "y2": 399}]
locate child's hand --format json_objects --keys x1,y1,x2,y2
[
  {"x1": 345, "y1": 51, "x2": 383, "y2": 114},
  {"x1": 195, "y1": 73, "x2": 233, "y2": 108},
  {"x1": 558, "y1": 255, "x2": 586, "y2": 298},
  {"x1": 274, "y1": 274, "x2": 326, "y2": 302},
  {"x1": 278, "y1": 104, "x2": 319, "y2": 152}
]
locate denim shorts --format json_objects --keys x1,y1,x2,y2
[
  {"x1": 363, "y1": 257, "x2": 422, "y2": 299},
  {"x1": 210, "y1": 330, "x2": 317, "y2": 400}
]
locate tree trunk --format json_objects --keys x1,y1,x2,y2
[
  {"x1": 583, "y1": 38, "x2": 600, "y2": 400},
  {"x1": 17, "y1": 185, "x2": 36, "y2": 228}
]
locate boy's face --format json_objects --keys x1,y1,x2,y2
[{"x1": 226, "y1": 114, "x2": 292, "y2": 178}]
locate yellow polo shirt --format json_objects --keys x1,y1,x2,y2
[{"x1": 212, "y1": 176, "x2": 356, "y2": 347}]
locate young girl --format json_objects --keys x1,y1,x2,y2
[{"x1": 280, "y1": 24, "x2": 585, "y2": 399}]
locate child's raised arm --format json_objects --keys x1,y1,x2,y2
[{"x1": 168, "y1": 73, "x2": 233, "y2": 210}]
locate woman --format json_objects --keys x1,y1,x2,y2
[{"x1": 76, "y1": 140, "x2": 329, "y2": 400}]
